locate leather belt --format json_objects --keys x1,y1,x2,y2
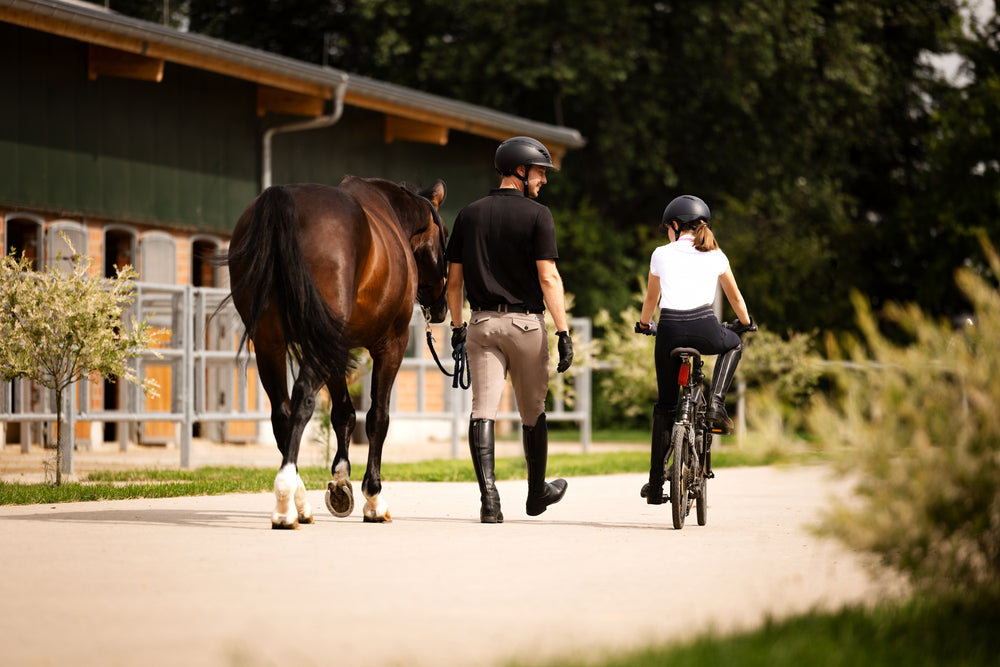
[{"x1": 472, "y1": 303, "x2": 542, "y2": 314}]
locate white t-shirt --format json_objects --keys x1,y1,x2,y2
[{"x1": 649, "y1": 236, "x2": 729, "y2": 310}]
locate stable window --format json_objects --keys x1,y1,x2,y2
[
  {"x1": 139, "y1": 231, "x2": 176, "y2": 284},
  {"x1": 3, "y1": 214, "x2": 44, "y2": 270},
  {"x1": 46, "y1": 221, "x2": 87, "y2": 273}
]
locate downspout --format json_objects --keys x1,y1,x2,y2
[{"x1": 261, "y1": 77, "x2": 349, "y2": 191}]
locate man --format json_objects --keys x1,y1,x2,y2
[{"x1": 446, "y1": 136, "x2": 575, "y2": 524}]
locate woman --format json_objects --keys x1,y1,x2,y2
[{"x1": 635, "y1": 194, "x2": 753, "y2": 504}]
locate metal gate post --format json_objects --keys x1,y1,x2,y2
[{"x1": 180, "y1": 286, "x2": 194, "y2": 468}]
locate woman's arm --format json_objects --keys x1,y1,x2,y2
[
  {"x1": 640, "y1": 272, "x2": 661, "y2": 326},
  {"x1": 719, "y1": 267, "x2": 751, "y2": 324}
]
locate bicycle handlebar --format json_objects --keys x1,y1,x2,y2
[{"x1": 723, "y1": 317, "x2": 758, "y2": 334}]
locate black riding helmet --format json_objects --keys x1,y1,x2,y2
[
  {"x1": 662, "y1": 195, "x2": 712, "y2": 231},
  {"x1": 495, "y1": 136, "x2": 557, "y2": 196}
]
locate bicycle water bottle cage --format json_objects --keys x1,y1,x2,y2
[{"x1": 670, "y1": 347, "x2": 702, "y2": 386}]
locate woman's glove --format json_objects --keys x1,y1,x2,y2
[
  {"x1": 726, "y1": 316, "x2": 756, "y2": 334},
  {"x1": 556, "y1": 331, "x2": 574, "y2": 373},
  {"x1": 634, "y1": 321, "x2": 657, "y2": 336}
]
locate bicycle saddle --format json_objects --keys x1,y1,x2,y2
[{"x1": 669, "y1": 347, "x2": 702, "y2": 359}]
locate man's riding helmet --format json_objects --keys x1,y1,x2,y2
[
  {"x1": 662, "y1": 195, "x2": 712, "y2": 230},
  {"x1": 495, "y1": 136, "x2": 557, "y2": 196}
]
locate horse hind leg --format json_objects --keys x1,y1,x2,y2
[
  {"x1": 324, "y1": 376, "x2": 356, "y2": 518},
  {"x1": 272, "y1": 369, "x2": 324, "y2": 529}
]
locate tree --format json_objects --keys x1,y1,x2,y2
[
  {"x1": 137, "y1": 1, "x2": 978, "y2": 333},
  {"x1": 0, "y1": 241, "x2": 158, "y2": 485}
]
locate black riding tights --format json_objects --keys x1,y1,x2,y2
[{"x1": 654, "y1": 305, "x2": 741, "y2": 416}]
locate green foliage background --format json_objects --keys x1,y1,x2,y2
[{"x1": 169, "y1": 0, "x2": 1000, "y2": 334}]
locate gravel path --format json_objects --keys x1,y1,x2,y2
[{"x1": 0, "y1": 465, "x2": 904, "y2": 667}]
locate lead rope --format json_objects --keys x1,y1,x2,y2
[{"x1": 423, "y1": 308, "x2": 471, "y2": 390}]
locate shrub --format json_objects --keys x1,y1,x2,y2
[{"x1": 812, "y1": 238, "x2": 1000, "y2": 602}]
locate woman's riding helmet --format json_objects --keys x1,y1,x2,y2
[
  {"x1": 494, "y1": 136, "x2": 558, "y2": 176},
  {"x1": 662, "y1": 195, "x2": 712, "y2": 229}
]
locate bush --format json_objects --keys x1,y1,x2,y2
[
  {"x1": 812, "y1": 238, "x2": 1000, "y2": 602},
  {"x1": 594, "y1": 285, "x2": 824, "y2": 438}
]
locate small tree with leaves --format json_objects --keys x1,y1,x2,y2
[{"x1": 0, "y1": 238, "x2": 158, "y2": 485}]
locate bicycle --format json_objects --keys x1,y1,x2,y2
[{"x1": 637, "y1": 318, "x2": 756, "y2": 529}]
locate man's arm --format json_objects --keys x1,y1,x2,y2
[
  {"x1": 447, "y1": 262, "x2": 466, "y2": 328},
  {"x1": 536, "y1": 259, "x2": 569, "y2": 332}
]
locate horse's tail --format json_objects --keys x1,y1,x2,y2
[{"x1": 229, "y1": 185, "x2": 352, "y2": 381}]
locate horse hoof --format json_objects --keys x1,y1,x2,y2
[
  {"x1": 325, "y1": 480, "x2": 354, "y2": 518},
  {"x1": 362, "y1": 509, "x2": 392, "y2": 523},
  {"x1": 271, "y1": 517, "x2": 300, "y2": 530},
  {"x1": 297, "y1": 513, "x2": 315, "y2": 525}
]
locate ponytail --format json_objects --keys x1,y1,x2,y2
[{"x1": 691, "y1": 221, "x2": 718, "y2": 252}]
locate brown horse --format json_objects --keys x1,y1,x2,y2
[{"x1": 227, "y1": 176, "x2": 448, "y2": 528}]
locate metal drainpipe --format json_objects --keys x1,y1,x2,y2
[{"x1": 261, "y1": 79, "x2": 348, "y2": 191}]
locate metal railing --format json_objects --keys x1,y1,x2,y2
[{"x1": 1, "y1": 284, "x2": 592, "y2": 473}]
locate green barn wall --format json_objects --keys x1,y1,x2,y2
[
  {"x1": 272, "y1": 112, "x2": 499, "y2": 229},
  {"x1": 0, "y1": 22, "x2": 259, "y2": 232},
  {"x1": 2, "y1": 22, "x2": 508, "y2": 236}
]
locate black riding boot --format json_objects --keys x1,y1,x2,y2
[
  {"x1": 469, "y1": 419, "x2": 503, "y2": 523},
  {"x1": 705, "y1": 345, "x2": 743, "y2": 435},
  {"x1": 522, "y1": 414, "x2": 568, "y2": 516},
  {"x1": 641, "y1": 407, "x2": 672, "y2": 504}
]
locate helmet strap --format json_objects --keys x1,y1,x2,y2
[{"x1": 517, "y1": 165, "x2": 530, "y2": 197}]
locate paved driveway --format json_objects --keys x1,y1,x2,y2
[{"x1": 0, "y1": 466, "x2": 903, "y2": 667}]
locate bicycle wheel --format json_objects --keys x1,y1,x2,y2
[
  {"x1": 670, "y1": 423, "x2": 690, "y2": 529},
  {"x1": 696, "y1": 429, "x2": 708, "y2": 526}
]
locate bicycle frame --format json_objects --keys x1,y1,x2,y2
[{"x1": 668, "y1": 347, "x2": 713, "y2": 528}]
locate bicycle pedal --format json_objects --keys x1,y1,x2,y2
[{"x1": 705, "y1": 470, "x2": 715, "y2": 479}]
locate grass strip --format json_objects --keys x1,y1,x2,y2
[
  {"x1": 515, "y1": 596, "x2": 1000, "y2": 667},
  {"x1": 0, "y1": 448, "x2": 787, "y2": 506}
]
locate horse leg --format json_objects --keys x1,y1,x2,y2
[
  {"x1": 272, "y1": 364, "x2": 325, "y2": 529},
  {"x1": 324, "y1": 374, "x2": 356, "y2": 517},
  {"x1": 249, "y1": 336, "x2": 310, "y2": 528},
  {"x1": 361, "y1": 342, "x2": 405, "y2": 523}
]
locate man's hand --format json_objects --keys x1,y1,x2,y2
[
  {"x1": 556, "y1": 331, "x2": 574, "y2": 373},
  {"x1": 634, "y1": 321, "x2": 657, "y2": 336},
  {"x1": 451, "y1": 322, "x2": 467, "y2": 349}
]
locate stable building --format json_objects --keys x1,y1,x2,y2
[{"x1": 0, "y1": 0, "x2": 585, "y2": 453}]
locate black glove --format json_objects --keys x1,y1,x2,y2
[
  {"x1": 451, "y1": 322, "x2": 467, "y2": 350},
  {"x1": 726, "y1": 316, "x2": 756, "y2": 334},
  {"x1": 634, "y1": 321, "x2": 657, "y2": 336},
  {"x1": 556, "y1": 331, "x2": 574, "y2": 373}
]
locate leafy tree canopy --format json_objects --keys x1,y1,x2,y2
[{"x1": 102, "y1": 0, "x2": 997, "y2": 334}]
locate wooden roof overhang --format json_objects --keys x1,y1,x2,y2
[{"x1": 0, "y1": 0, "x2": 585, "y2": 164}]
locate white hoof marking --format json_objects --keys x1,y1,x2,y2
[{"x1": 271, "y1": 465, "x2": 299, "y2": 528}]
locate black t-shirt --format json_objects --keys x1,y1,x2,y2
[{"x1": 446, "y1": 188, "x2": 558, "y2": 312}]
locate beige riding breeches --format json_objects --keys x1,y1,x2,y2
[{"x1": 466, "y1": 310, "x2": 549, "y2": 425}]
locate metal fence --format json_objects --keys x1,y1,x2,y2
[{"x1": 1, "y1": 284, "x2": 592, "y2": 474}]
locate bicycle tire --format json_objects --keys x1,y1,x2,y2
[
  {"x1": 696, "y1": 429, "x2": 708, "y2": 526},
  {"x1": 670, "y1": 423, "x2": 689, "y2": 529}
]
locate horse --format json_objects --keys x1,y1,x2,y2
[{"x1": 227, "y1": 176, "x2": 448, "y2": 528}]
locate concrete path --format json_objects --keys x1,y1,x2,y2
[{"x1": 0, "y1": 466, "x2": 904, "y2": 667}]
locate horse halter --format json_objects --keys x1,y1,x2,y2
[{"x1": 406, "y1": 190, "x2": 448, "y2": 312}]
